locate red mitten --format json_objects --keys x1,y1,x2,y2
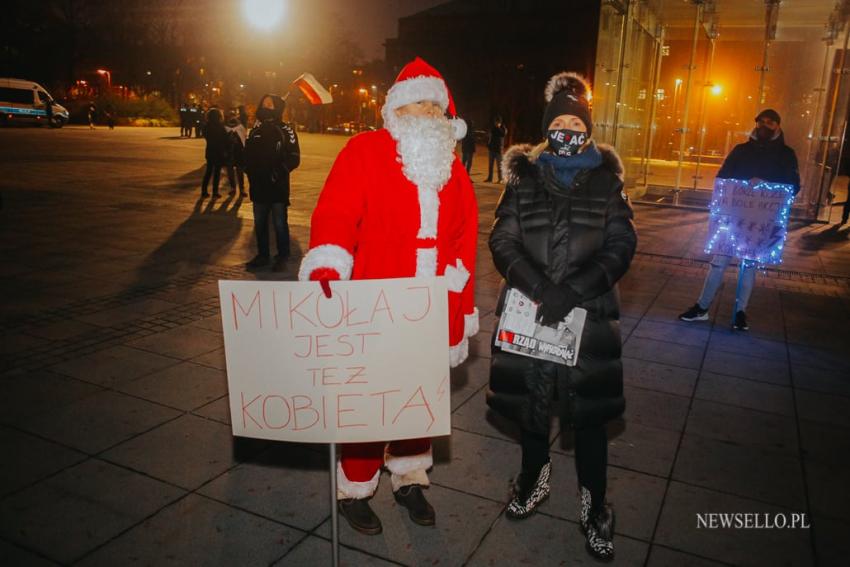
[{"x1": 310, "y1": 267, "x2": 340, "y2": 298}]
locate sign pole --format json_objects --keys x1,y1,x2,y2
[
  {"x1": 329, "y1": 443, "x2": 340, "y2": 567},
  {"x1": 217, "y1": 277, "x2": 451, "y2": 567}
]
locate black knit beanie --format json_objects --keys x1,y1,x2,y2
[
  {"x1": 755, "y1": 108, "x2": 781, "y2": 124},
  {"x1": 541, "y1": 72, "x2": 593, "y2": 137}
]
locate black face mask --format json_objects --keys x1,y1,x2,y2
[
  {"x1": 256, "y1": 107, "x2": 275, "y2": 122},
  {"x1": 547, "y1": 128, "x2": 587, "y2": 157},
  {"x1": 755, "y1": 125, "x2": 776, "y2": 141}
]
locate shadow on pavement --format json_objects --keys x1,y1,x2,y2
[
  {"x1": 174, "y1": 164, "x2": 208, "y2": 191},
  {"x1": 126, "y1": 193, "x2": 246, "y2": 291},
  {"x1": 798, "y1": 223, "x2": 850, "y2": 251}
]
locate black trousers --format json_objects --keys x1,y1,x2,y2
[
  {"x1": 487, "y1": 150, "x2": 503, "y2": 181},
  {"x1": 202, "y1": 162, "x2": 235, "y2": 195},
  {"x1": 521, "y1": 424, "x2": 608, "y2": 510},
  {"x1": 462, "y1": 151, "x2": 473, "y2": 173},
  {"x1": 253, "y1": 202, "x2": 289, "y2": 258},
  {"x1": 226, "y1": 165, "x2": 245, "y2": 192}
]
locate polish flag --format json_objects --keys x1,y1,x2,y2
[{"x1": 291, "y1": 73, "x2": 333, "y2": 105}]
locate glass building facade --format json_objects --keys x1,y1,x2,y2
[{"x1": 593, "y1": 0, "x2": 849, "y2": 222}]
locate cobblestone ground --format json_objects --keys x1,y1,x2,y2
[{"x1": 1, "y1": 126, "x2": 848, "y2": 566}]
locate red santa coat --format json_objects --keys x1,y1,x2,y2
[{"x1": 299, "y1": 128, "x2": 478, "y2": 366}]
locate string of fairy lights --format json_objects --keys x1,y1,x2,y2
[{"x1": 705, "y1": 178, "x2": 796, "y2": 268}]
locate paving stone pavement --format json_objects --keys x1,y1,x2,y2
[{"x1": 1, "y1": 127, "x2": 849, "y2": 566}]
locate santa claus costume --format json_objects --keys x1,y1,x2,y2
[{"x1": 299, "y1": 57, "x2": 478, "y2": 532}]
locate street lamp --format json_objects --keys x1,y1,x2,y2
[
  {"x1": 242, "y1": 0, "x2": 285, "y2": 30},
  {"x1": 357, "y1": 88, "x2": 368, "y2": 125},
  {"x1": 97, "y1": 69, "x2": 112, "y2": 91}
]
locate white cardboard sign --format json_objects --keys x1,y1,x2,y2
[
  {"x1": 218, "y1": 278, "x2": 450, "y2": 443},
  {"x1": 705, "y1": 178, "x2": 795, "y2": 264}
]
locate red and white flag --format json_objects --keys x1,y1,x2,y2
[{"x1": 291, "y1": 73, "x2": 333, "y2": 105}]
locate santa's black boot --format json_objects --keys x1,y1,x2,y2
[
  {"x1": 394, "y1": 484, "x2": 435, "y2": 526},
  {"x1": 338, "y1": 498, "x2": 382, "y2": 535},
  {"x1": 580, "y1": 486, "x2": 615, "y2": 561}
]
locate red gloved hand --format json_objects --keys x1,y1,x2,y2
[{"x1": 310, "y1": 267, "x2": 340, "y2": 298}]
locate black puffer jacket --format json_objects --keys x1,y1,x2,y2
[
  {"x1": 717, "y1": 131, "x2": 800, "y2": 194},
  {"x1": 487, "y1": 142, "x2": 637, "y2": 433}
]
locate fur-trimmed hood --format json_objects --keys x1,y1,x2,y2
[{"x1": 501, "y1": 142, "x2": 624, "y2": 186}]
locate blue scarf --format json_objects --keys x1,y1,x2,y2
[{"x1": 537, "y1": 141, "x2": 603, "y2": 188}]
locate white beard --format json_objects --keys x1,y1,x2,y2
[
  {"x1": 384, "y1": 113, "x2": 456, "y2": 239},
  {"x1": 386, "y1": 114, "x2": 455, "y2": 194}
]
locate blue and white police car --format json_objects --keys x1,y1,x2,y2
[{"x1": 0, "y1": 78, "x2": 69, "y2": 128}]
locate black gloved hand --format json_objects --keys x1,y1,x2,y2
[{"x1": 536, "y1": 282, "x2": 581, "y2": 327}]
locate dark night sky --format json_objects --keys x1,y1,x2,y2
[{"x1": 342, "y1": 0, "x2": 448, "y2": 60}]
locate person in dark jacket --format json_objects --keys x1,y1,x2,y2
[
  {"x1": 43, "y1": 95, "x2": 53, "y2": 125},
  {"x1": 179, "y1": 103, "x2": 190, "y2": 137},
  {"x1": 488, "y1": 72, "x2": 636, "y2": 562},
  {"x1": 679, "y1": 108, "x2": 800, "y2": 331},
  {"x1": 225, "y1": 108, "x2": 248, "y2": 197},
  {"x1": 201, "y1": 108, "x2": 235, "y2": 198},
  {"x1": 461, "y1": 119, "x2": 475, "y2": 173},
  {"x1": 485, "y1": 115, "x2": 507, "y2": 182},
  {"x1": 87, "y1": 102, "x2": 97, "y2": 130},
  {"x1": 104, "y1": 104, "x2": 115, "y2": 130},
  {"x1": 245, "y1": 94, "x2": 300, "y2": 271},
  {"x1": 195, "y1": 104, "x2": 205, "y2": 138},
  {"x1": 189, "y1": 104, "x2": 202, "y2": 137}
]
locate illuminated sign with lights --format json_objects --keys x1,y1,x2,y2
[{"x1": 705, "y1": 178, "x2": 795, "y2": 265}]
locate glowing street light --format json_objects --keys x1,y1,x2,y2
[
  {"x1": 96, "y1": 68, "x2": 112, "y2": 89},
  {"x1": 711, "y1": 84, "x2": 722, "y2": 96},
  {"x1": 242, "y1": 0, "x2": 285, "y2": 31}
]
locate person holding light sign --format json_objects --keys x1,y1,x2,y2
[
  {"x1": 679, "y1": 108, "x2": 800, "y2": 331},
  {"x1": 488, "y1": 72, "x2": 636, "y2": 561},
  {"x1": 299, "y1": 57, "x2": 478, "y2": 535}
]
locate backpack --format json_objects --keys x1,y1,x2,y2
[{"x1": 245, "y1": 122, "x2": 286, "y2": 187}]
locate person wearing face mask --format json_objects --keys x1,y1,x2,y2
[
  {"x1": 679, "y1": 109, "x2": 800, "y2": 331},
  {"x1": 488, "y1": 72, "x2": 636, "y2": 561},
  {"x1": 244, "y1": 94, "x2": 300, "y2": 271},
  {"x1": 298, "y1": 57, "x2": 478, "y2": 536}
]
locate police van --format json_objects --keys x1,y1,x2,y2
[{"x1": 0, "y1": 78, "x2": 69, "y2": 127}]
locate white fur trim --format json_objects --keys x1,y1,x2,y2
[
  {"x1": 383, "y1": 76, "x2": 449, "y2": 115},
  {"x1": 385, "y1": 446, "x2": 433, "y2": 476},
  {"x1": 449, "y1": 336, "x2": 469, "y2": 367},
  {"x1": 465, "y1": 307, "x2": 480, "y2": 337},
  {"x1": 416, "y1": 247, "x2": 438, "y2": 278},
  {"x1": 443, "y1": 259, "x2": 470, "y2": 293},
  {"x1": 416, "y1": 186, "x2": 440, "y2": 238},
  {"x1": 451, "y1": 117, "x2": 467, "y2": 141},
  {"x1": 390, "y1": 468, "x2": 430, "y2": 492},
  {"x1": 298, "y1": 244, "x2": 353, "y2": 281},
  {"x1": 336, "y1": 461, "x2": 380, "y2": 499}
]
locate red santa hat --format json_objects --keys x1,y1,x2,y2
[{"x1": 382, "y1": 57, "x2": 467, "y2": 140}]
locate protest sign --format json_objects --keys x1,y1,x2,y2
[
  {"x1": 705, "y1": 178, "x2": 795, "y2": 264},
  {"x1": 218, "y1": 278, "x2": 450, "y2": 444},
  {"x1": 494, "y1": 288, "x2": 586, "y2": 366}
]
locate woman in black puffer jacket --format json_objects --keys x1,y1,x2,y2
[{"x1": 487, "y1": 72, "x2": 636, "y2": 561}]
